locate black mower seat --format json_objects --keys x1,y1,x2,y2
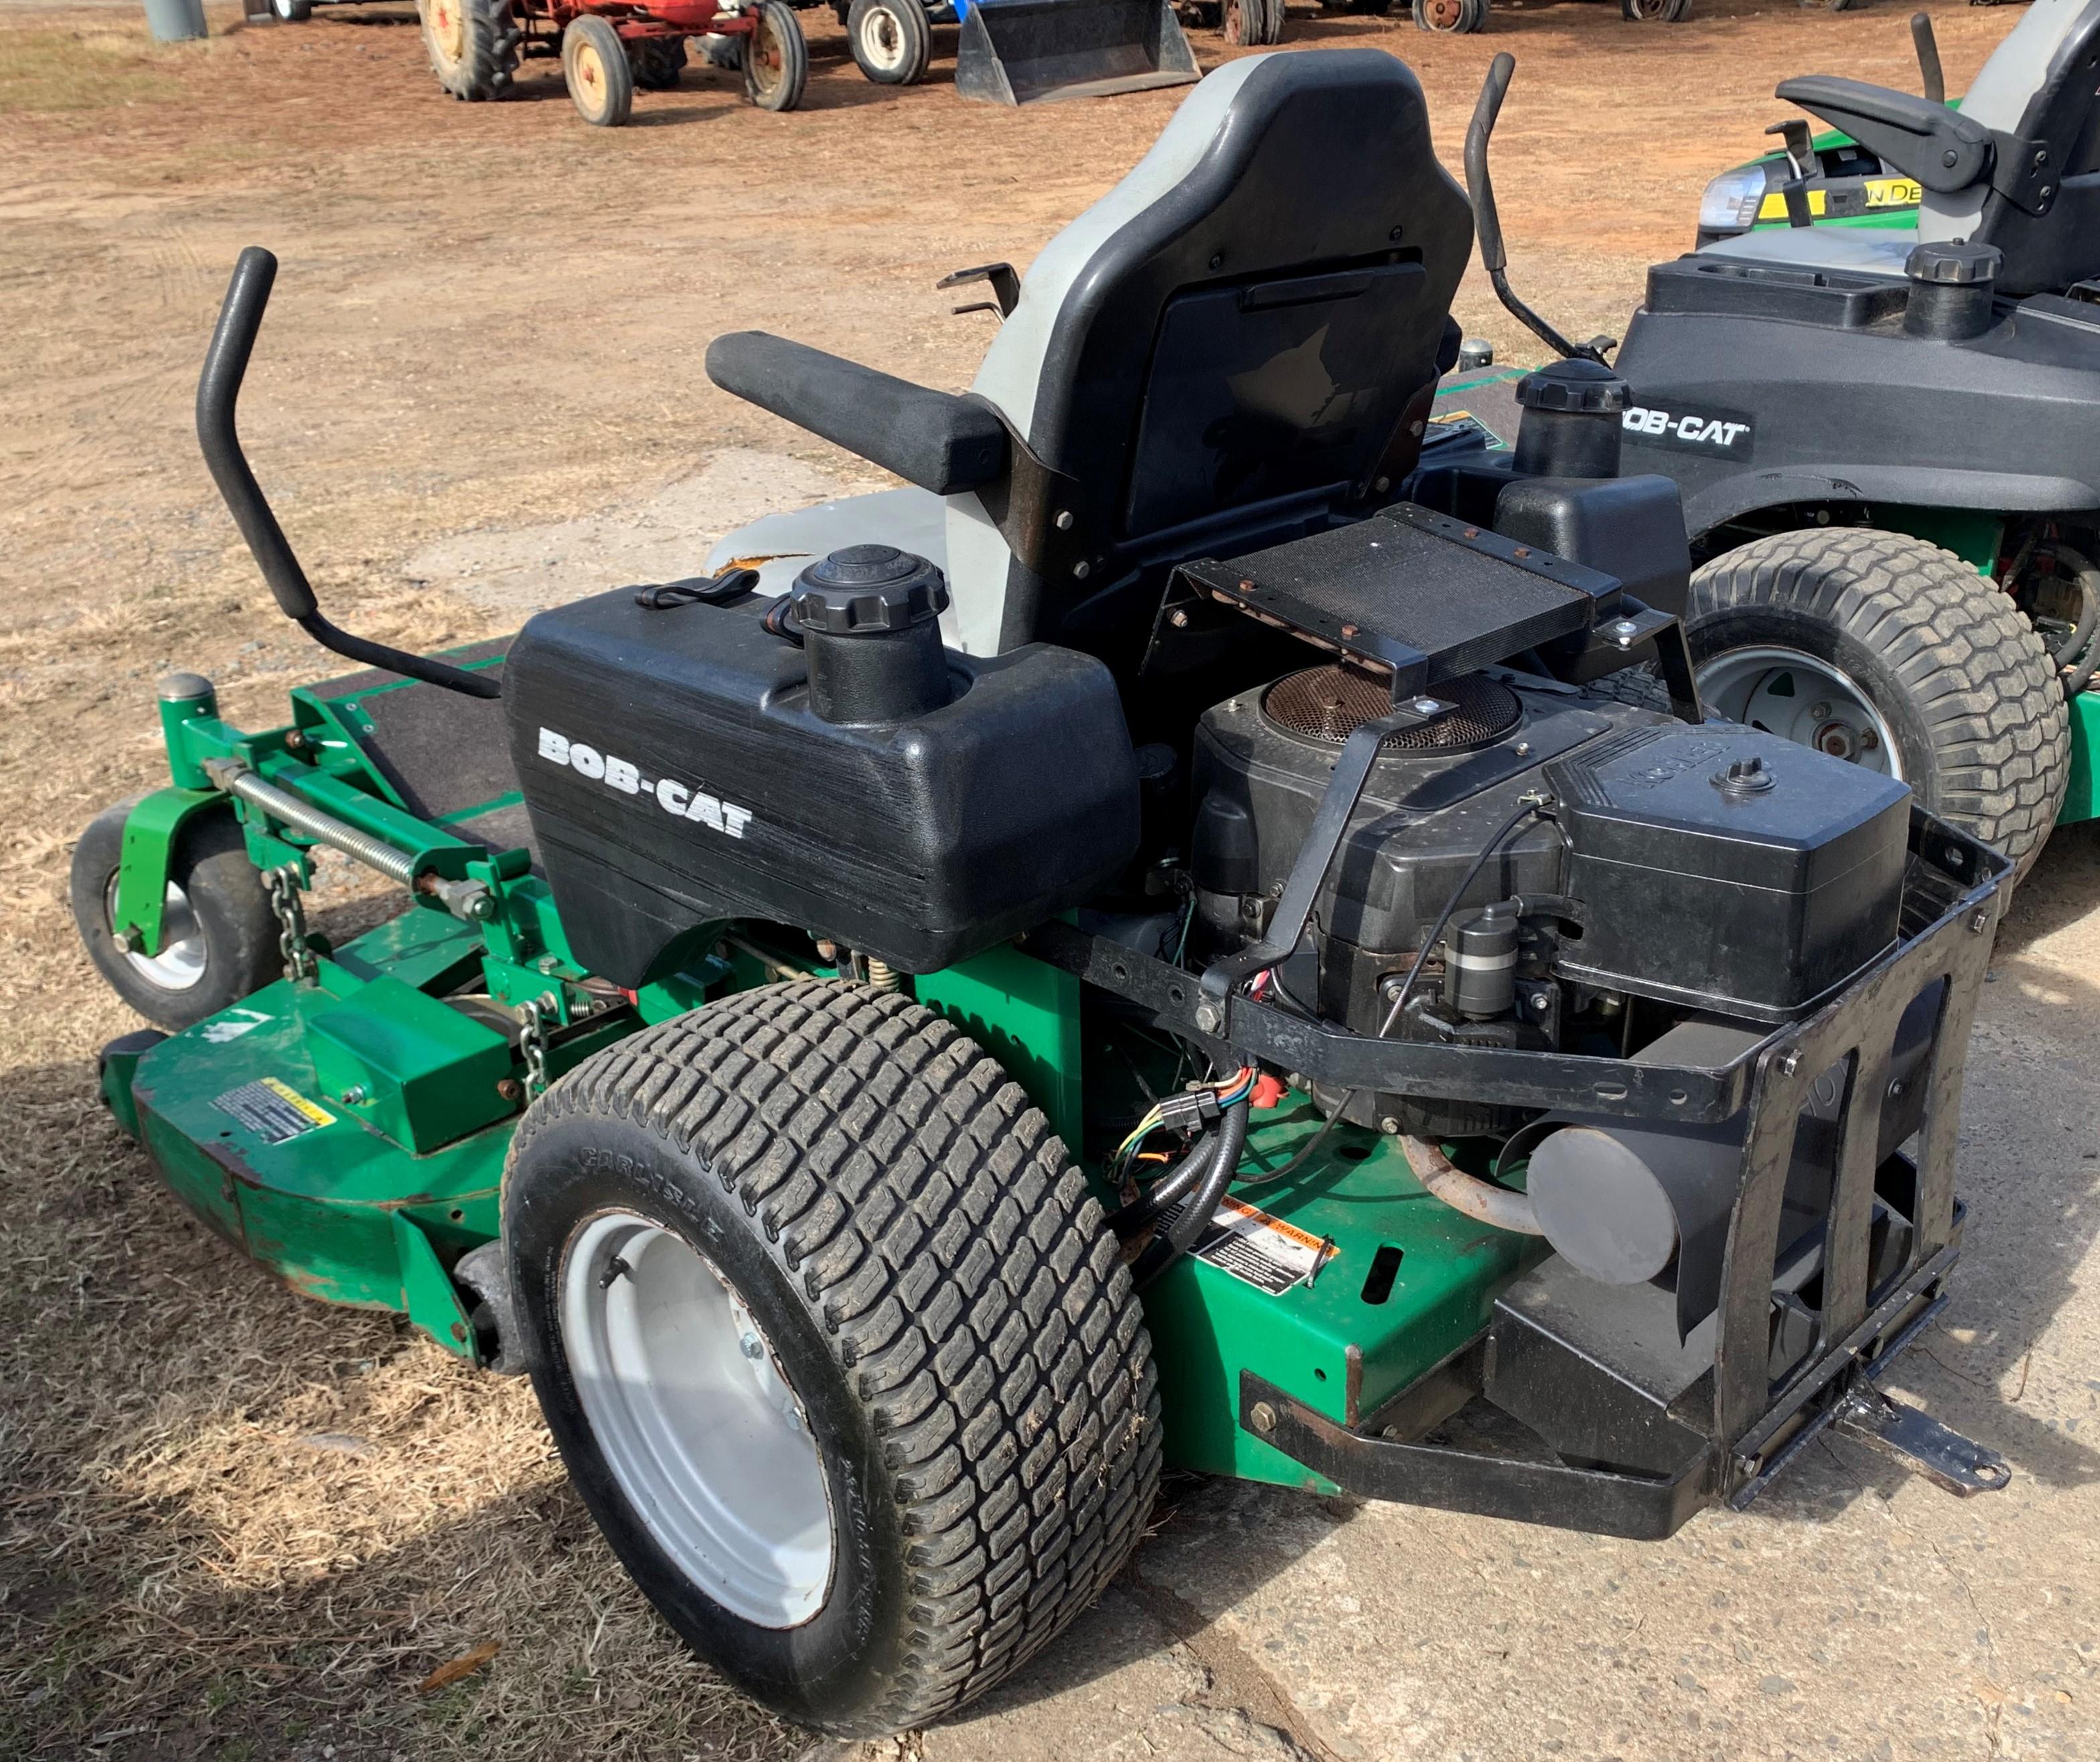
[
  {"x1": 706, "y1": 49, "x2": 1474, "y2": 661},
  {"x1": 302, "y1": 637, "x2": 537, "y2": 861}
]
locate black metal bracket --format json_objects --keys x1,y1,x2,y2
[
  {"x1": 1765, "y1": 119, "x2": 1817, "y2": 228},
  {"x1": 1240, "y1": 1372, "x2": 1714, "y2": 1541},
  {"x1": 937, "y1": 261, "x2": 1021, "y2": 319},
  {"x1": 1198, "y1": 699, "x2": 1458, "y2": 1005}
]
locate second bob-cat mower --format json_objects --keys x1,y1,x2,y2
[{"x1": 78, "y1": 48, "x2": 2012, "y2": 1738}]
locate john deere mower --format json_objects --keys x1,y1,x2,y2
[
  {"x1": 79, "y1": 50, "x2": 2012, "y2": 1738},
  {"x1": 1479, "y1": 0, "x2": 2100, "y2": 872}
]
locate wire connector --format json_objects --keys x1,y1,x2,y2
[{"x1": 1155, "y1": 1087, "x2": 1224, "y2": 1133}]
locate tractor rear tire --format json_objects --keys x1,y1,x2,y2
[
  {"x1": 418, "y1": 0, "x2": 520, "y2": 101},
  {"x1": 743, "y1": 0, "x2": 808, "y2": 111},
  {"x1": 503, "y1": 982, "x2": 1161, "y2": 1737},
  {"x1": 1221, "y1": 0, "x2": 1279, "y2": 44},
  {"x1": 631, "y1": 35, "x2": 688, "y2": 90},
  {"x1": 564, "y1": 16, "x2": 635, "y2": 125},
  {"x1": 1684, "y1": 530, "x2": 2069, "y2": 873},
  {"x1": 1413, "y1": 0, "x2": 1487, "y2": 31},
  {"x1": 848, "y1": 0, "x2": 931, "y2": 84},
  {"x1": 70, "y1": 800, "x2": 281, "y2": 1033}
]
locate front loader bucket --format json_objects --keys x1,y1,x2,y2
[{"x1": 954, "y1": 0, "x2": 1199, "y2": 106}]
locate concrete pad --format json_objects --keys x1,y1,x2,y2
[{"x1": 924, "y1": 829, "x2": 2100, "y2": 1762}]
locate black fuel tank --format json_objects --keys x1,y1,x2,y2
[{"x1": 503, "y1": 590, "x2": 1140, "y2": 984}]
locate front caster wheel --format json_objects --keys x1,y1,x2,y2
[
  {"x1": 70, "y1": 800, "x2": 281, "y2": 1031},
  {"x1": 504, "y1": 982, "x2": 1160, "y2": 1737}
]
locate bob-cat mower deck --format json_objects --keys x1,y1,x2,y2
[{"x1": 80, "y1": 48, "x2": 2014, "y2": 1740}]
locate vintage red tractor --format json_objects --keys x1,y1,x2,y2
[{"x1": 418, "y1": 0, "x2": 808, "y2": 122}]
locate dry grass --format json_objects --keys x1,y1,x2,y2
[
  {"x1": 0, "y1": 26, "x2": 206, "y2": 116},
  {"x1": 0, "y1": 851, "x2": 807, "y2": 1761}
]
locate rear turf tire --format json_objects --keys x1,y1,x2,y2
[
  {"x1": 504, "y1": 982, "x2": 1161, "y2": 1737},
  {"x1": 1685, "y1": 530, "x2": 2069, "y2": 873},
  {"x1": 70, "y1": 800, "x2": 280, "y2": 1033},
  {"x1": 847, "y1": 0, "x2": 931, "y2": 84},
  {"x1": 418, "y1": 0, "x2": 520, "y2": 100},
  {"x1": 564, "y1": 16, "x2": 635, "y2": 125}
]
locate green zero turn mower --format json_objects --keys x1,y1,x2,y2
[
  {"x1": 1508, "y1": 0, "x2": 2100, "y2": 874},
  {"x1": 82, "y1": 49, "x2": 2013, "y2": 1739}
]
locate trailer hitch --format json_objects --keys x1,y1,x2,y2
[{"x1": 1831, "y1": 1386, "x2": 2010, "y2": 1497}]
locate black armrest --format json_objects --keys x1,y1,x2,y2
[
  {"x1": 1776, "y1": 76, "x2": 1994, "y2": 195},
  {"x1": 706, "y1": 331, "x2": 1008, "y2": 496}
]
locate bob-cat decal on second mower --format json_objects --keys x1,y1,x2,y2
[
  {"x1": 537, "y1": 726, "x2": 755, "y2": 838},
  {"x1": 1621, "y1": 403, "x2": 1754, "y2": 457}
]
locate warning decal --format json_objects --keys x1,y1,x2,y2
[
  {"x1": 1160, "y1": 1193, "x2": 1338, "y2": 1295},
  {"x1": 213, "y1": 1077, "x2": 336, "y2": 1145}
]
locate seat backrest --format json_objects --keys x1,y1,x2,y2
[
  {"x1": 945, "y1": 50, "x2": 1473, "y2": 654},
  {"x1": 1921, "y1": 0, "x2": 2100, "y2": 294}
]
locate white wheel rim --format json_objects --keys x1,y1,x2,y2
[
  {"x1": 860, "y1": 5, "x2": 905, "y2": 69},
  {"x1": 560, "y1": 1212, "x2": 834, "y2": 1627},
  {"x1": 106, "y1": 875, "x2": 208, "y2": 991},
  {"x1": 1697, "y1": 645, "x2": 1902, "y2": 778}
]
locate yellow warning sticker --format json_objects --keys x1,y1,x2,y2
[{"x1": 213, "y1": 1077, "x2": 336, "y2": 1145}]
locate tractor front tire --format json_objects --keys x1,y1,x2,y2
[
  {"x1": 742, "y1": 0, "x2": 808, "y2": 110},
  {"x1": 1685, "y1": 530, "x2": 2069, "y2": 873},
  {"x1": 272, "y1": 0, "x2": 314, "y2": 21},
  {"x1": 70, "y1": 800, "x2": 281, "y2": 1033},
  {"x1": 1413, "y1": 0, "x2": 1487, "y2": 31},
  {"x1": 564, "y1": 16, "x2": 635, "y2": 125},
  {"x1": 503, "y1": 982, "x2": 1161, "y2": 1737},
  {"x1": 1621, "y1": 0, "x2": 1692, "y2": 17},
  {"x1": 418, "y1": 0, "x2": 520, "y2": 100},
  {"x1": 847, "y1": 0, "x2": 931, "y2": 84}
]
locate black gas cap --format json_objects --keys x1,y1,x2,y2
[
  {"x1": 1513, "y1": 356, "x2": 1631, "y2": 415},
  {"x1": 1904, "y1": 242, "x2": 2002, "y2": 341},
  {"x1": 1511, "y1": 358, "x2": 1630, "y2": 480},
  {"x1": 1712, "y1": 755, "x2": 1778, "y2": 800},
  {"x1": 792, "y1": 545, "x2": 949, "y2": 635}
]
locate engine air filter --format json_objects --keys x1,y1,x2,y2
[{"x1": 1262, "y1": 665, "x2": 1521, "y2": 752}]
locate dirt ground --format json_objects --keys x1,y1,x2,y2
[{"x1": 1, "y1": 1, "x2": 2085, "y2": 1758}]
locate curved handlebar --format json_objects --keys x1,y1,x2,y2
[
  {"x1": 1464, "y1": 52, "x2": 1515, "y2": 277},
  {"x1": 198, "y1": 248, "x2": 318, "y2": 624},
  {"x1": 196, "y1": 248, "x2": 500, "y2": 701}
]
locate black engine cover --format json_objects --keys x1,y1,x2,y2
[{"x1": 504, "y1": 591, "x2": 1140, "y2": 984}]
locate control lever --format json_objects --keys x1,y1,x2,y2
[
  {"x1": 1765, "y1": 119, "x2": 1817, "y2": 228},
  {"x1": 198, "y1": 247, "x2": 500, "y2": 701},
  {"x1": 1911, "y1": 10, "x2": 1944, "y2": 106},
  {"x1": 1464, "y1": 55, "x2": 1609, "y2": 368}
]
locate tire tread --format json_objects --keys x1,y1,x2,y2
[{"x1": 512, "y1": 981, "x2": 1160, "y2": 1735}]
